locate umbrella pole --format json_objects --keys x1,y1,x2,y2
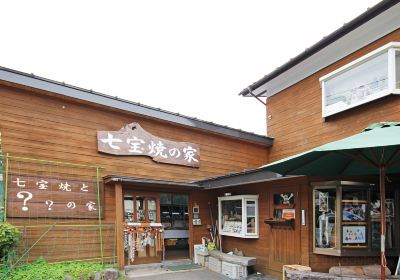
[{"x1": 380, "y1": 166, "x2": 386, "y2": 280}]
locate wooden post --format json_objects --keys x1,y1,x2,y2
[
  {"x1": 115, "y1": 182, "x2": 124, "y2": 270},
  {"x1": 379, "y1": 166, "x2": 386, "y2": 280},
  {"x1": 188, "y1": 192, "x2": 193, "y2": 260}
]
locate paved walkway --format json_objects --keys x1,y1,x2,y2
[
  {"x1": 132, "y1": 268, "x2": 228, "y2": 280},
  {"x1": 130, "y1": 268, "x2": 278, "y2": 280}
]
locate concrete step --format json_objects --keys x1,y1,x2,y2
[
  {"x1": 164, "y1": 259, "x2": 193, "y2": 267},
  {"x1": 125, "y1": 259, "x2": 198, "y2": 278},
  {"x1": 125, "y1": 263, "x2": 166, "y2": 278}
]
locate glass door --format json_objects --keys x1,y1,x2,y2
[{"x1": 123, "y1": 190, "x2": 160, "y2": 264}]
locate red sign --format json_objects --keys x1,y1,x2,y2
[{"x1": 282, "y1": 209, "x2": 295, "y2": 220}]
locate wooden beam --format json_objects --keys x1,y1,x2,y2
[
  {"x1": 188, "y1": 192, "x2": 194, "y2": 260},
  {"x1": 115, "y1": 182, "x2": 124, "y2": 270}
]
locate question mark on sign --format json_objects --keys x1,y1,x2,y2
[
  {"x1": 46, "y1": 200, "x2": 54, "y2": 211},
  {"x1": 17, "y1": 191, "x2": 33, "y2": 211}
]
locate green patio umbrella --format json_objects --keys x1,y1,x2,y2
[{"x1": 262, "y1": 122, "x2": 400, "y2": 280}]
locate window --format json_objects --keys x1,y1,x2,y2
[
  {"x1": 218, "y1": 195, "x2": 259, "y2": 238},
  {"x1": 148, "y1": 198, "x2": 157, "y2": 223},
  {"x1": 160, "y1": 193, "x2": 189, "y2": 230},
  {"x1": 341, "y1": 189, "x2": 368, "y2": 249},
  {"x1": 312, "y1": 181, "x2": 398, "y2": 257},
  {"x1": 314, "y1": 187, "x2": 339, "y2": 255},
  {"x1": 320, "y1": 42, "x2": 400, "y2": 117},
  {"x1": 124, "y1": 195, "x2": 157, "y2": 223}
]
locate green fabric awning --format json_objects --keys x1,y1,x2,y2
[
  {"x1": 262, "y1": 122, "x2": 400, "y2": 176},
  {"x1": 261, "y1": 122, "x2": 400, "y2": 280}
]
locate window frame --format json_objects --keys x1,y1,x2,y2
[
  {"x1": 312, "y1": 183, "x2": 342, "y2": 256},
  {"x1": 218, "y1": 194, "x2": 259, "y2": 239},
  {"x1": 312, "y1": 181, "x2": 399, "y2": 257},
  {"x1": 320, "y1": 41, "x2": 400, "y2": 117}
]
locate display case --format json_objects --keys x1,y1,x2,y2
[
  {"x1": 312, "y1": 181, "x2": 399, "y2": 257},
  {"x1": 218, "y1": 195, "x2": 259, "y2": 238}
]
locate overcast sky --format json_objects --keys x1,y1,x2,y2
[{"x1": 1, "y1": 0, "x2": 381, "y2": 135}]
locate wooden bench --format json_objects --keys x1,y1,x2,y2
[{"x1": 208, "y1": 250, "x2": 256, "y2": 266}]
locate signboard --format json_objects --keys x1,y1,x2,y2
[
  {"x1": 97, "y1": 122, "x2": 200, "y2": 168},
  {"x1": 282, "y1": 209, "x2": 295, "y2": 220},
  {"x1": 7, "y1": 174, "x2": 101, "y2": 218}
]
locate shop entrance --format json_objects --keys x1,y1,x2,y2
[
  {"x1": 123, "y1": 190, "x2": 190, "y2": 264},
  {"x1": 123, "y1": 190, "x2": 161, "y2": 264},
  {"x1": 160, "y1": 193, "x2": 190, "y2": 260}
]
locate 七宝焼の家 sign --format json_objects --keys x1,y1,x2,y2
[{"x1": 97, "y1": 122, "x2": 200, "y2": 167}]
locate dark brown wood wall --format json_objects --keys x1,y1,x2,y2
[
  {"x1": 0, "y1": 85, "x2": 268, "y2": 263},
  {"x1": 207, "y1": 176, "x2": 309, "y2": 277},
  {"x1": 267, "y1": 28, "x2": 400, "y2": 163}
]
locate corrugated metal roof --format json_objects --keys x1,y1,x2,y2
[{"x1": 0, "y1": 66, "x2": 273, "y2": 146}]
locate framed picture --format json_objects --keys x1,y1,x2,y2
[
  {"x1": 342, "y1": 203, "x2": 366, "y2": 222},
  {"x1": 342, "y1": 226, "x2": 366, "y2": 244}
]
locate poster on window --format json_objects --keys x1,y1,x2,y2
[
  {"x1": 342, "y1": 203, "x2": 366, "y2": 222},
  {"x1": 318, "y1": 192, "x2": 329, "y2": 212},
  {"x1": 342, "y1": 226, "x2": 366, "y2": 244}
]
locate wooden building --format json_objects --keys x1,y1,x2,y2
[
  {"x1": 0, "y1": 66, "x2": 272, "y2": 269},
  {"x1": 236, "y1": 0, "x2": 400, "y2": 276},
  {"x1": 1, "y1": 0, "x2": 400, "y2": 278}
]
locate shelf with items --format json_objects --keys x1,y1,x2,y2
[
  {"x1": 218, "y1": 195, "x2": 259, "y2": 238},
  {"x1": 264, "y1": 218, "x2": 294, "y2": 228}
]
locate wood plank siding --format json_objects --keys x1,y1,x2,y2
[
  {"x1": 208, "y1": 176, "x2": 309, "y2": 277},
  {"x1": 267, "y1": 29, "x2": 400, "y2": 163},
  {"x1": 0, "y1": 85, "x2": 268, "y2": 264},
  {"x1": 266, "y1": 29, "x2": 400, "y2": 272}
]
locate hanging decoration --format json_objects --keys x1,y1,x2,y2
[{"x1": 123, "y1": 222, "x2": 165, "y2": 264}]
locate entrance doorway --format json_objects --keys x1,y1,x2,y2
[
  {"x1": 160, "y1": 193, "x2": 190, "y2": 260},
  {"x1": 123, "y1": 191, "x2": 161, "y2": 264}
]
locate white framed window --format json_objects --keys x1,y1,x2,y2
[
  {"x1": 320, "y1": 42, "x2": 400, "y2": 117},
  {"x1": 218, "y1": 194, "x2": 259, "y2": 238}
]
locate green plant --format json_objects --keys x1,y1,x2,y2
[
  {"x1": 0, "y1": 259, "x2": 120, "y2": 280},
  {"x1": 0, "y1": 223, "x2": 20, "y2": 263}
]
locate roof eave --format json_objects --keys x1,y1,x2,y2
[{"x1": 239, "y1": 0, "x2": 400, "y2": 97}]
